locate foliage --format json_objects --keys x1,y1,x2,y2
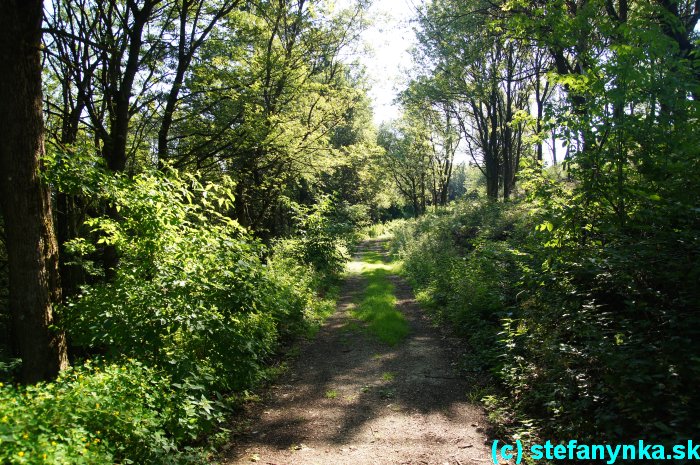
[
  {"x1": 508, "y1": 163, "x2": 700, "y2": 441},
  {"x1": 273, "y1": 196, "x2": 360, "y2": 281},
  {"x1": 393, "y1": 202, "x2": 532, "y2": 373},
  {"x1": 264, "y1": 244, "x2": 337, "y2": 340},
  {"x1": 393, "y1": 193, "x2": 700, "y2": 443},
  {"x1": 393, "y1": 0, "x2": 700, "y2": 448},
  {"x1": 59, "y1": 167, "x2": 278, "y2": 393},
  {"x1": 377, "y1": 119, "x2": 433, "y2": 216},
  {"x1": 4, "y1": 0, "x2": 379, "y2": 460},
  {"x1": 155, "y1": 1, "x2": 379, "y2": 232},
  {"x1": 58, "y1": 164, "x2": 341, "y2": 391},
  {"x1": 0, "y1": 360, "x2": 214, "y2": 464},
  {"x1": 42, "y1": 0, "x2": 386, "y2": 241},
  {"x1": 7, "y1": 152, "x2": 344, "y2": 462},
  {"x1": 363, "y1": 223, "x2": 390, "y2": 239},
  {"x1": 408, "y1": 0, "x2": 539, "y2": 200}
]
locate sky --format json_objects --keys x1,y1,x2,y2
[{"x1": 336, "y1": 0, "x2": 422, "y2": 124}]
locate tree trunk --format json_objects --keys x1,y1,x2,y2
[
  {"x1": 55, "y1": 191, "x2": 86, "y2": 298},
  {"x1": 157, "y1": 11, "x2": 191, "y2": 167},
  {"x1": 56, "y1": 89, "x2": 87, "y2": 299},
  {"x1": 486, "y1": 88, "x2": 500, "y2": 201},
  {"x1": 485, "y1": 155, "x2": 499, "y2": 201},
  {"x1": 0, "y1": 0, "x2": 69, "y2": 383},
  {"x1": 102, "y1": 1, "x2": 159, "y2": 173},
  {"x1": 503, "y1": 44, "x2": 515, "y2": 201},
  {"x1": 536, "y1": 85, "x2": 544, "y2": 162}
]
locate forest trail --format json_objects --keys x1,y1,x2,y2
[{"x1": 221, "y1": 239, "x2": 493, "y2": 465}]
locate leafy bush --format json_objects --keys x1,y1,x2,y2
[
  {"x1": 275, "y1": 195, "x2": 355, "y2": 281},
  {"x1": 62, "y1": 172, "x2": 281, "y2": 393},
  {"x1": 504, "y1": 162, "x2": 700, "y2": 441},
  {"x1": 0, "y1": 360, "x2": 212, "y2": 464},
  {"x1": 393, "y1": 202, "x2": 533, "y2": 373},
  {"x1": 264, "y1": 249, "x2": 336, "y2": 341},
  {"x1": 393, "y1": 193, "x2": 700, "y2": 444},
  {"x1": 9, "y1": 151, "x2": 345, "y2": 462}
]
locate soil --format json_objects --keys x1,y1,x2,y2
[{"x1": 220, "y1": 239, "x2": 495, "y2": 465}]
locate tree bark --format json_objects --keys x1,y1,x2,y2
[{"x1": 0, "y1": 0, "x2": 69, "y2": 383}]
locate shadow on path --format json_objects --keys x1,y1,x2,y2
[{"x1": 222, "y1": 239, "x2": 493, "y2": 465}]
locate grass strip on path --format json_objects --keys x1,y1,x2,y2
[{"x1": 347, "y1": 248, "x2": 408, "y2": 345}]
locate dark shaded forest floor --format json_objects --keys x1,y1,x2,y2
[{"x1": 220, "y1": 239, "x2": 493, "y2": 465}]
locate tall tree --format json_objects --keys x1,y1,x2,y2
[
  {"x1": 413, "y1": 0, "x2": 534, "y2": 200},
  {"x1": 155, "y1": 0, "x2": 242, "y2": 164},
  {"x1": 378, "y1": 120, "x2": 431, "y2": 216},
  {"x1": 0, "y1": 0, "x2": 69, "y2": 382},
  {"x1": 46, "y1": 0, "x2": 170, "y2": 173},
  {"x1": 401, "y1": 79, "x2": 461, "y2": 207},
  {"x1": 163, "y1": 0, "x2": 369, "y2": 233}
]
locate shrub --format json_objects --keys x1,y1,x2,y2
[
  {"x1": 11, "y1": 150, "x2": 348, "y2": 463},
  {"x1": 393, "y1": 201, "x2": 533, "y2": 373},
  {"x1": 393, "y1": 193, "x2": 700, "y2": 445},
  {"x1": 61, "y1": 172, "x2": 280, "y2": 393},
  {"x1": 0, "y1": 360, "x2": 212, "y2": 464},
  {"x1": 275, "y1": 195, "x2": 353, "y2": 281}
]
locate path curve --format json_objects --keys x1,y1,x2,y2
[{"x1": 221, "y1": 239, "x2": 493, "y2": 465}]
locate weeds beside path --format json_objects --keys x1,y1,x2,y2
[{"x1": 221, "y1": 239, "x2": 493, "y2": 465}]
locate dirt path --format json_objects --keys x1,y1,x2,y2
[{"x1": 221, "y1": 239, "x2": 493, "y2": 465}]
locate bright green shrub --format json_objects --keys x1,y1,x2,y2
[
  {"x1": 264, "y1": 251, "x2": 336, "y2": 340},
  {"x1": 276, "y1": 196, "x2": 354, "y2": 281},
  {"x1": 62, "y1": 172, "x2": 279, "y2": 393},
  {"x1": 34, "y1": 152, "x2": 344, "y2": 462},
  {"x1": 0, "y1": 360, "x2": 210, "y2": 464},
  {"x1": 60, "y1": 169, "x2": 340, "y2": 395}
]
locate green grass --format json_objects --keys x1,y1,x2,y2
[
  {"x1": 325, "y1": 389, "x2": 338, "y2": 399},
  {"x1": 304, "y1": 286, "x2": 339, "y2": 338},
  {"x1": 347, "y1": 245, "x2": 409, "y2": 345}
]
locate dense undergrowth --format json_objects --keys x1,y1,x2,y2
[
  {"x1": 391, "y1": 187, "x2": 700, "y2": 447},
  {"x1": 0, "y1": 154, "x2": 354, "y2": 464}
]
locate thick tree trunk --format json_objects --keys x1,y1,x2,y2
[{"x1": 0, "y1": 0, "x2": 69, "y2": 383}]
